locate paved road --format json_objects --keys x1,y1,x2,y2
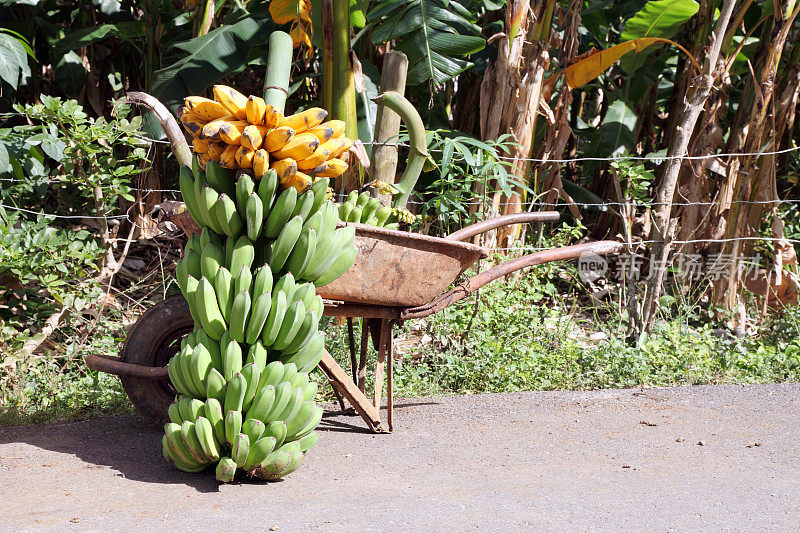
[{"x1": 2, "y1": 384, "x2": 799, "y2": 531}]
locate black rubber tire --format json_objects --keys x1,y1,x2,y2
[{"x1": 120, "y1": 294, "x2": 194, "y2": 424}]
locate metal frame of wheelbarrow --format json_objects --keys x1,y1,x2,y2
[{"x1": 86, "y1": 211, "x2": 621, "y2": 433}]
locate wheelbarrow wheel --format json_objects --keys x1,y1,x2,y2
[{"x1": 120, "y1": 294, "x2": 193, "y2": 424}]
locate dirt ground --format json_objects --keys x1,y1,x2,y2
[{"x1": 1, "y1": 383, "x2": 799, "y2": 531}]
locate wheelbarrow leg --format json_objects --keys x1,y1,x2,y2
[
  {"x1": 373, "y1": 319, "x2": 391, "y2": 416},
  {"x1": 358, "y1": 321, "x2": 370, "y2": 393},
  {"x1": 387, "y1": 322, "x2": 394, "y2": 432},
  {"x1": 319, "y1": 349, "x2": 384, "y2": 432},
  {"x1": 347, "y1": 318, "x2": 358, "y2": 386}
]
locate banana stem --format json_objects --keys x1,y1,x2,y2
[
  {"x1": 124, "y1": 91, "x2": 192, "y2": 167},
  {"x1": 263, "y1": 31, "x2": 293, "y2": 114},
  {"x1": 371, "y1": 91, "x2": 429, "y2": 209}
]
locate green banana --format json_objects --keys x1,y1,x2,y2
[
  {"x1": 179, "y1": 346, "x2": 204, "y2": 398},
  {"x1": 276, "y1": 386, "x2": 304, "y2": 425},
  {"x1": 281, "y1": 362, "x2": 298, "y2": 385},
  {"x1": 244, "y1": 436, "x2": 277, "y2": 471},
  {"x1": 184, "y1": 249, "x2": 202, "y2": 280},
  {"x1": 349, "y1": 205, "x2": 363, "y2": 223},
  {"x1": 302, "y1": 381, "x2": 318, "y2": 402},
  {"x1": 181, "y1": 420, "x2": 208, "y2": 463},
  {"x1": 246, "y1": 341, "x2": 268, "y2": 369},
  {"x1": 205, "y1": 367, "x2": 226, "y2": 403},
  {"x1": 252, "y1": 264, "x2": 274, "y2": 300},
  {"x1": 215, "y1": 193, "x2": 243, "y2": 237},
  {"x1": 285, "y1": 331, "x2": 324, "y2": 373},
  {"x1": 242, "y1": 418, "x2": 266, "y2": 443},
  {"x1": 313, "y1": 246, "x2": 357, "y2": 287},
  {"x1": 231, "y1": 433, "x2": 250, "y2": 468},
  {"x1": 188, "y1": 344, "x2": 212, "y2": 395},
  {"x1": 292, "y1": 282, "x2": 317, "y2": 309},
  {"x1": 338, "y1": 201, "x2": 353, "y2": 223},
  {"x1": 264, "y1": 186, "x2": 298, "y2": 238},
  {"x1": 165, "y1": 422, "x2": 202, "y2": 468},
  {"x1": 175, "y1": 257, "x2": 189, "y2": 293},
  {"x1": 203, "y1": 398, "x2": 226, "y2": 444},
  {"x1": 215, "y1": 456, "x2": 237, "y2": 483},
  {"x1": 260, "y1": 290, "x2": 287, "y2": 347},
  {"x1": 308, "y1": 294, "x2": 324, "y2": 319},
  {"x1": 224, "y1": 409, "x2": 243, "y2": 447},
  {"x1": 234, "y1": 265, "x2": 253, "y2": 296},
  {"x1": 179, "y1": 166, "x2": 203, "y2": 226},
  {"x1": 194, "y1": 416, "x2": 221, "y2": 461},
  {"x1": 303, "y1": 226, "x2": 339, "y2": 281},
  {"x1": 235, "y1": 172, "x2": 255, "y2": 219},
  {"x1": 245, "y1": 293, "x2": 272, "y2": 344},
  {"x1": 286, "y1": 228, "x2": 316, "y2": 279},
  {"x1": 224, "y1": 372, "x2": 247, "y2": 414},
  {"x1": 241, "y1": 362, "x2": 262, "y2": 410},
  {"x1": 286, "y1": 401, "x2": 322, "y2": 440},
  {"x1": 271, "y1": 300, "x2": 306, "y2": 352},
  {"x1": 229, "y1": 289, "x2": 251, "y2": 344},
  {"x1": 297, "y1": 431, "x2": 320, "y2": 452},
  {"x1": 199, "y1": 226, "x2": 221, "y2": 250},
  {"x1": 268, "y1": 215, "x2": 303, "y2": 272},
  {"x1": 291, "y1": 189, "x2": 315, "y2": 221},
  {"x1": 302, "y1": 210, "x2": 323, "y2": 234},
  {"x1": 245, "y1": 192, "x2": 264, "y2": 241},
  {"x1": 264, "y1": 381, "x2": 293, "y2": 423},
  {"x1": 229, "y1": 236, "x2": 255, "y2": 278},
  {"x1": 375, "y1": 205, "x2": 392, "y2": 226},
  {"x1": 205, "y1": 160, "x2": 236, "y2": 198},
  {"x1": 222, "y1": 336, "x2": 243, "y2": 382},
  {"x1": 257, "y1": 169, "x2": 279, "y2": 210},
  {"x1": 338, "y1": 224, "x2": 356, "y2": 248},
  {"x1": 261, "y1": 420, "x2": 288, "y2": 449},
  {"x1": 312, "y1": 227, "x2": 347, "y2": 277},
  {"x1": 275, "y1": 450, "x2": 304, "y2": 478},
  {"x1": 246, "y1": 384, "x2": 276, "y2": 423},
  {"x1": 168, "y1": 355, "x2": 193, "y2": 398},
  {"x1": 168, "y1": 401, "x2": 182, "y2": 425},
  {"x1": 273, "y1": 272, "x2": 296, "y2": 303},
  {"x1": 200, "y1": 185, "x2": 225, "y2": 235},
  {"x1": 196, "y1": 329, "x2": 223, "y2": 371},
  {"x1": 320, "y1": 201, "x2": 340, "y2": 237},
  {"x1": 282, "y1": 310, "x2": 319, "y2": 355},
  {"x1": 214, "y1": 267, "x2": 234, "y2": 324},
  {"x1": 362, "y1": 197, "x2": 381, "y2": 222},
  {"x1": 357, "y1": 191, "x2": 370, "y2": 207},
  {"x1": 224, "y1": 233, "x2": 236, "y2": 267},
  {"x1": 309, "y1": 177, "x2": 329, "y2": 216},
  {"x1": 196, "y1": 277, "x2": 226, "y2": 339},
  {"x1": 192, "y1": 174, "x2": 214, "y2": 229},
  {"x1": 291, "y1": 371, "x2": 309, "y2": 391},
  {"x1": 254, "y1": 449, "x2": 291, "y2": 478},
  {"x1": 200, "y1": 242, "x2": 223, "y2": 283}
]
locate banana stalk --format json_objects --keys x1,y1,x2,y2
[
  {"x1": 263, "y1": 31, "x2": 293, "y2": 114},
  {"x1": 371, "y1": 91, "x2": 430, "y2": 209}
]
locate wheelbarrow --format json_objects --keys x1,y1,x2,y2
[{"x1": 87, "y1": 211, "x2": 621, "y2": 432}]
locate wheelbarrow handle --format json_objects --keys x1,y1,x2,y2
[
  {"x1": 445, "y1": 211, "x2": 560, "y2": 242},
  {"x1": 400, "y1": 240, "x2": 622, "y2": 320}
]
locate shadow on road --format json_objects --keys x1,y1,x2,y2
[{"x1": 0, "y1": 414, "x2": 220, "y2": 493}]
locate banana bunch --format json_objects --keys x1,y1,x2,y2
[
  {"x1": 166, "y1": 151, "x2": 359, "y2": 483},
  {"x1": 178, "y1": 161, "x2": 358, "y2": 287},
  {"x1": 337, "y1": 190, "x2": 416, "y2": 229},
  {"x1": 162, "y1": 367, "x2": 320, "y2": 480},
  {"x1": 178, "y1": 86, "x2": 354, "y2": 193}
]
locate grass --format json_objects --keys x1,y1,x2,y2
[{"x1": 2, "y1": 262, "x2": 799, "y2": 426}]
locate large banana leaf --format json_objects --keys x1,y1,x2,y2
[
  {"x1": 367, "y1": 0, "x2": 485, "y2": 86},
  {"x1": 151, "y1": 17, "x2": 273, "y2": 113},
  {"x1": 621, "y1": 0, "x2": 699, "y2": 40}
]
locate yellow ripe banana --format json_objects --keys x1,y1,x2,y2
[
  {"x1": 305, "y1": 119, "x2": 345, "y2": 142},
  {"x1": 271, "y1": 133, "x2": 319, "y2": 161},
  {"x1": 207, "y1": 142, "x2": 226, "y2": 161},
  {"x1": 253, "y1": 149, "x2": 270, "y2": 179},
  {"x1": 220, "y1": 143, "x2": 239, "y2": 169},
  {"x1": 241, "y1": 125, "x2": 268, "y2": 151},
  {"x1": 264, "y1": 126, "x2": 295, "y2": 152},
  {"x1": 315, "y1": 158, "x2": 348, "y2": 178},
  {"x1": 281, "y1": 107, "x2": 328, "y2": 133},
  {"x1": 296, "y1": 144, "x2": 331, "y2": 171},
  {"x1": 219, "y1": 120, "x2": 248, "y2": 145},
  {"x1": 321, "y1": 136, "x2": 353, "y2": 159},
  {"x1": 264, "y1": 106, "x2": 283, "y2": 129},
  {"x1": 281, "y1": 171, "x2": 313, "y2": 193},
  {"x1": 213, "y1": 85, "x2": 248, "y2": 120},
  {"x1": 193, "y1": 137, "x2": 209, "y2": 154},
  {"x1": 246, "y1": 95, "x2": 267, "y2": 125},
  {"x1": 184, "y1": 96, "x2": 230, "y2": 122},
  {"x1": 235, "y1": 146, "x2": 255, "y2": 169},
  {"x1": 201, "y1": 115, "x2": 235, "y2": 140},
  {"x1": 271, "y1": 158, "x2": 297, "y2": 180},
  {"x1": 180, "y1": 111, "x2": 206, "y2": 138}
]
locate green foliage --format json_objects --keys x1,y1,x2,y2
[
  {"x1": 0, "y1": 29, "x2": 35, "y2": 92},
  {"x1": 411, "y1": 131, "x2": 525, "y2": 236},
  {"x1": 620, "y1": 0, "x2": 700, "y2": 40},
  {"x1": 367, "y1": 0, "x2": 487, "y2": 85},
  {"x1": 610, "y1": 156, "x2": 655, "y2": 203}
]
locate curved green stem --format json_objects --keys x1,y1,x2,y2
[
  {"x1": 372, "y1": 91, "x2": 429, "y2": 209},
  {"x1": 262, "y1": 31, "x2": 293, "y2": 114}
]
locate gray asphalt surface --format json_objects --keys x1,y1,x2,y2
[{"x1": 1, "y1": 384, "x2": 799, "y2": 532}]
